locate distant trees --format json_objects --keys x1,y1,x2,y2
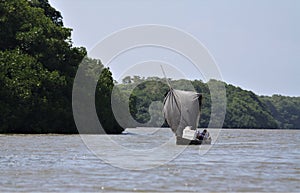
[
  {"x1": 118, "y1": 76, "x2": 300, "y2": 129},
  {"x1": 224, "y1": 84, "x2": 278, "y2": 128},
  {"x1": 261, "y1": 95, "x2": 300, "y2": 129}
]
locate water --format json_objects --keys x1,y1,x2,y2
[{"x1": 0, "y1": 129, "x2": 299, "y2": 192}]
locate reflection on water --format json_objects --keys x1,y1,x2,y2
[{"x1": 0, "y1": 129, "x2": 299, "y2": 192}]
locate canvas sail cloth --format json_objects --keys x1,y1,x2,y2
[{"x1": 163, "y1": 89, "x2": 202, "y2": 137}]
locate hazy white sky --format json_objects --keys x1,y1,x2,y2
[{"x1": 49, "y1": 0, "x2": 299, "y2": 96}]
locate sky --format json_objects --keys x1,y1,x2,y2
[{"x1": 49, "y1": 0, "x2": 300, "y2": 96}]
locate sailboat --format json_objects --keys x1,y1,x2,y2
[{"x1": 161, "y1": 67, "x2": 211, "y2": 145}]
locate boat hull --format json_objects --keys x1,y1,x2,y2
[{"x1": 176, "y1": 136, "x2": 211, "y2": 145}]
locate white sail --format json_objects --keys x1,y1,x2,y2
[{"x1": 163, "y1": 89, "x2": 202, "y2": 137}]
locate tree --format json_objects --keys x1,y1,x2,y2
[
  {"x1": 29, "y1": 0, "x2": 64, "y2": 26},
  {"x1": 223, "y1": 84, "x2": 278, "y2": 128},
  {"x1": 122, "y1": 76, "x2": 132, "y2": 84},
  {"x1": 0, "y1": 0, "x2": 85, "y2": 133},
  {"x1": 260, "y1": 95, "x2": 300, "y2": 129},
  {"x1": 95, "y1": 68, "x2": 124, "y2": 134}
]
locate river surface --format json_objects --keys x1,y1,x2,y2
[{"x1": 0, "y1": 128, "x2": 299, "y2": 192}]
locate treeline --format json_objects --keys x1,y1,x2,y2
[
  {"x1": 1, "y1": 0, "x2": 299, "y2": 134},
  {"x1": 118, "y1": 76, "x2": 300, "y2": 129},
  {"x1": 0, "y1": 0, "x2": 122, "y2": 134}
]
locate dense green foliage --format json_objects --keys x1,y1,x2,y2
[
  {"x1": 260, "y1": 95, "x2": 300, "y2": 129},
  {"x1": 224, "y1": 84, "x2": 278, "y2": 128},
  {"x1": 95, "y1": 67, "x2": 123, "y2": 134},
  {"x1": 118, "y1": 76, "x2": 300, "y2": 129},
  {"x1": 0, "y1": 0, "x2": 123, "y2": 133}
]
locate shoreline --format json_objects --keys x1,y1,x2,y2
[{"x1": 0, "y1": 127, "x2": 299, "y2": 135}]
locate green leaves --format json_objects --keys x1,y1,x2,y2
[
  {"x1": 0, "y1": 0, "x2": 86, "y2": 133},
  {"x1": 95, "y1": 68, "x2": 124, "y2": 134},
  {"x1": 224, "y1": 84, "x2": 278, "y2": 128},
  {"x1": 261, "y1": 95, "x2": 300, "y2": 129},
  {"x1": 0, "y1": 50, "x2": 40, "y2": 99}
]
